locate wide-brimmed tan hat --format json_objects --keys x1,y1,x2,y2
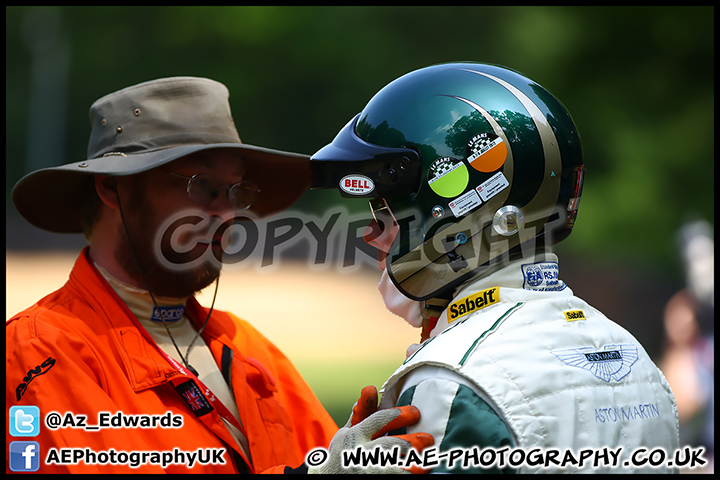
[{"x1": 12, "y1": 76, "x2": 310, "y2": 233}]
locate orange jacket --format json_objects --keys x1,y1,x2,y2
[{"x1": 6, "y1": 247, "x2": 337, "y2": 473}]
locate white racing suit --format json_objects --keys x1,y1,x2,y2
[{"x1": 379, "y1": 254, "x2": 680, "y2": 473}]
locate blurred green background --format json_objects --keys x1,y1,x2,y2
[{"x1": 6, "y1": 6, "x2": 714, "y2": 426}]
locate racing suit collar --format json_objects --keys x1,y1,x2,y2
[
  {"x1": 426, "y1": 252, "x2": 569, "y2": 341},
  {"x1": 455, "y1": 252, "x2": 564, "y2": 296}
]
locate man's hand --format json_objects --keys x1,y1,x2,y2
[{"x1": 308, "y1": 386, "x2": 433, "y2": 474}]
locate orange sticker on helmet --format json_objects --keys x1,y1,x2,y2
[{"x1": 467, "y1": 133, "x2": 507, "y2": 173}]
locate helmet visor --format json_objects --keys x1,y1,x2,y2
[{"x1": 310, "y1": 115, "x2": 421, "y2": 199}]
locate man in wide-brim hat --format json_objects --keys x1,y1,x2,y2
[{"x1": 6, "y1": 76, "x2": 430, "y2": 474}]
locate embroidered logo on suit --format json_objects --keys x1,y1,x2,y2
[{"x1": 551, "y1": 344, "x2": 639, "y2": 382}]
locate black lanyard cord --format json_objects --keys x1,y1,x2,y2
[{"x1": 115, "y1": 187, "x2": 218, "y2": 377}]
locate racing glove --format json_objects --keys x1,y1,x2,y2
[{"x1": 307, "y1": 385, "x2": 433, "y2": 474}]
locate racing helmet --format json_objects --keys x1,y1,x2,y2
[{"x1": 310, "y1": 62, "x2": 584, "y2": 301}]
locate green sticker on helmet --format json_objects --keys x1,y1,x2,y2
[{"x1": 428, "y1": 157, "x2": 469, "y2": 198}]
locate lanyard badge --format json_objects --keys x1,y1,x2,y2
[
  {"x1": 164, "y1": 353, "x2": 252, "y2": 471},
  {"x1": 174, "y1": 379, "x2": 214, "y2": 417}
]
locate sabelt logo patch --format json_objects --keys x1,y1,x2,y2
[
  {"x1": 340, "y1": 174, "x2": 375, "y2": 195},
  {"x1": 564, "y1": 309, "x2": 586, "y2": 322},
  {"x1": 448, "y1": 287, "x2": 500, "y2": 322}
]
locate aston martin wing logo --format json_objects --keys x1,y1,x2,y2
[{"x1": 551, "y1": 344, "x2": 639, "y2": 382}]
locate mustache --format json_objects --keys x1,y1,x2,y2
[{"x1": 161, "y1": 214, "x2": 233, "y2": 253}]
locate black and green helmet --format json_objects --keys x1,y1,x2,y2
[{"x1": 310, "y1": 62, "x2": 585, "y2": 301}]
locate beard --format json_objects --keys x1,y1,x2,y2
[{"x1": 113, "y1": 180, "x2": 222, "y2": 298}]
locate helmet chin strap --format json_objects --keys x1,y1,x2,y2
[
  {"x1": 419, "y1": 296, "x2": 452, "y2": 342},
  {"x1": 115, "y1": 187, "x2": 218, "y2": 378}
]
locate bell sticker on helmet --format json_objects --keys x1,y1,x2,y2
[
  {"x1": 428, "y1": 157, "x2": 469, "y2": 198},
  {"x1": 467, "y1": 133, "x2": 507, "y2": 172},
  {"x1": 339, "y1": 174, "x2": 375, "y2": 195}
]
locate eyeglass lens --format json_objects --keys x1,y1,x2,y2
[{"x1": 188, "y1": 174, "x2": 258, "y2": 210}]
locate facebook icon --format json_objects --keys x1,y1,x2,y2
[{"x1": 9, "y1": 441, "x2": 41, "y2": 472}]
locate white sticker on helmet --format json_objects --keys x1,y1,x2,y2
[
  {"x1": 476, "y1": 171, "x2": 509, "y2": 202},
  {"x1": 448, "y1": 189, "x2": 482, "y2": 218}
]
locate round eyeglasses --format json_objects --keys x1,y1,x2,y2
[{"x1": 168, "y1": 172, "x2": 260, "y2": 211}]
